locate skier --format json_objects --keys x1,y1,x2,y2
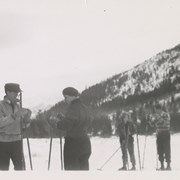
[
  {"x1": 149, "y1": 103, "x2": 171, "y2": 170},
  {"x1": 116, "y1": 110, "x2": 136, "y2": 170},
  {"x1": 48, "y1": 87, "x2": 92, "y2": 170},
  {"x1": 0, "y1": 83, "x2": 32, "y2": 170}
]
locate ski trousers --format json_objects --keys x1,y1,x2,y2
[
  {"x1": 0, "y1": 140, "x2": 24, "y2": 170},
  {"x1": 64, "y1": 136, "x2": 91, "y2": 170},
  {"x1": 156, "y1": 130, "x2": 171, "y2": 164},
  {"x1": 120, "y1": 135, "x2": 136, "y2": 166}
]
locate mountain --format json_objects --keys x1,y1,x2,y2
[{"x1": 80, "y1": 44, "x2": 180, "y2": 109}]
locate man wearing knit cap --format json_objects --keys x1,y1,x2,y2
[
  {"x1": 48, "y1": 87, "x2": 91, "y2": 170},
  {"x1": 0, "y1": 83, "x2": 32, "y2": 170}
]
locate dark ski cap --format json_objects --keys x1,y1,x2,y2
[
  {"x1": 4, "y1": 83, "x2": 22, "y2": 93},
  {"x1": 62, "y1": 87, "x2": 79, "y2": 97}
]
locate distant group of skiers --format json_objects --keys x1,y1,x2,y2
[
  {"x1": 0, "y1": 82, "x2": 172, "y2": 171},
  {"x1": 116, "y1": 103, "x2": 171, "y2": 171}
]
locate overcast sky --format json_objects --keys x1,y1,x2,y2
[{"x1": 0, "y1": 0, "x2": 180, "y2": 109}]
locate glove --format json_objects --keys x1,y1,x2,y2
[
  {"x1": 121, "y1": 139, "x2": 126, "y2": 146},
  {"x1": 12, "y1": 108, "x2": 31, "y2": 120},
  {"x1": 22, "y1": 109, "x2": 32, "y2": 128},
  {"x1": 47, "y1": 115, "x2": 60, "y2": 129},
  {"x1": 56, "y1": 112, "x2": 65, "y2": 120}
]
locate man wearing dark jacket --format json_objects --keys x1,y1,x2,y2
[{"x1": 48, "y1": 87, "x2": 91, "y2": 170}]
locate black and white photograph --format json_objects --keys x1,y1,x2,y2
[{"x1": 0, "y1": 0, "x2": 180, "y2": 179}]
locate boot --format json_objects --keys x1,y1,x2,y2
[
  {"x1": 130, "y1": 165, "x2": 136, "y2": 171},
  {"x1": 118, "y1": 166, "x2": 127, "y2": 171},
  {"x1": 166, "y1": 163, "x2": 171, "y2": 170},
  {"x1": 157, "y1": 162, "x2": 164, "y2": 171}
]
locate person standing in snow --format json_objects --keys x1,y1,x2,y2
[
  {"x1": 48, "y1": 87, "x2": 92, "y2": 170},
  {"x1": 0, "y1": 83, "x2": 32, "y2": 170},
  {"x1": 116, "y1": 110, "x2": 136, "y2": 170},
  {"x1": 149, "y1": 104, "x2": 171, "y2": 170}
]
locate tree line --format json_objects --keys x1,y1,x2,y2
[{"x1": 24, "y1": 91, "x2": 180, "y2": 138}]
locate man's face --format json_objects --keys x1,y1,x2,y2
[
  {"x1": 6, "y1": 91, "x2": 19, "y2": 102},
  {"x1": 64, "y1": 95, "x2": 75, "y2": 104}
]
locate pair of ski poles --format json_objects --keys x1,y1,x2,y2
[
  {"x1": 98, "y1": 125, "x2": 142, "y2": 170},
  {"x1": 20, "y1": 92, "x2": 33, "y2": 170},
  {"x1": 136, "y1": 127, "x2": 142, "y2": 170},
  {"x1": 48, "y1": 133, "x2": 64, "y2": 170},
  {"x1": 141, "y1": 122, "x2": 158, "y2": 170},
  {"x1": 138, "y1": 122, "x2": 160, "y2": 170},
  {"x1": 20, "y1": 93, "x2": 64, "y2": 171}
]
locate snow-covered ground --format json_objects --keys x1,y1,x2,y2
[
  {"x1": 17, "y1": 133, "x2": 180, "y2": 171},
  {"x1": 2, "y1": 134, "x2": 180, "y2": 180}
]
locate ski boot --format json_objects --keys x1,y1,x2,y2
[
  {"x1": 130, "y1": 165, "x2": 136, "y2": 171},
  {"x1": 166, "y1": 163, "x2": 171, "y2": 170},
  {"x1": 118, "y1": 166, "x2": 127, "y2": 171},
  {"x1": 157, "y1": 162, "x2": 164, "y2": 171}
]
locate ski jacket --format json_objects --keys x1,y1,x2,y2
[
  {"x1": 0, "y1": 97, "x2": 22, "y2": 142},
  {"x1": 57, "y1": 98, "x2": 92, "y2": 156},
  {"x1": 116, "y1": 111, "x2": 136, "y2": 140},
  {"x1": 57, "y1": 98, "x2": 91, "y2": 138}
]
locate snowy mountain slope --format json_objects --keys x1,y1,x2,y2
[
  {"x1": 35, "y1": 44, "x2": 180, "y2": 120},
  {"x1": 81, "y1": 44, "x2": 180, "y2": 107}
]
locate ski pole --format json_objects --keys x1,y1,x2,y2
[
  {"x1": 20, "y1": 92, "x2": 33, "y2": 170},
  {"x1": 48, "y1": 136, "x2": 53, "y2": 170},
  {"x1": 27, "y1": 136, "x2": 33, "y2": 170},
  {"x1": 60, "y1": 136, "x2": 64, "y2": 170},
  {"x1": 97, "y1": 146, "x2": 121, "y2": 170},
  {"x1": 156, "y1": 137, "x2": 159, "y2": 170},
  {"x1": 136, "y1": 131, "x2": 142, "y2": 170},
  {"x1": 20, "y1": 125, "x2": 26, "y2": 170},
  {"x1": 142, "y1": 124, "x2": 148, "y2": 169},
  {"x1": 19, "y1": 93, "x2": 26, "y2": 170},
  {"x1": 125, "y1": 125, "x2": 129, "y2": 170}
]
